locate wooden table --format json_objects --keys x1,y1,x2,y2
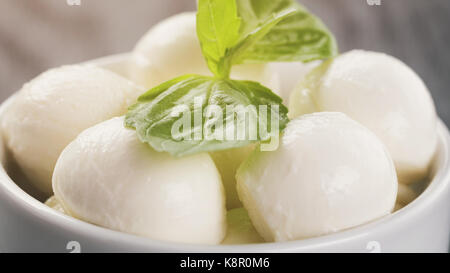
[{"x1": 0, "y1": 0, "x2": 449, "y2": 124}]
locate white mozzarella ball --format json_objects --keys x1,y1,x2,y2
[
  {"x1": 269, "y1": 61, "x2": 321, "y2": 102},
  {"x1": 237, "y1": 112, "x2": 398, "y2": 242},
  {"x1": 222, "y1": 208, "x2": 264, "y2": 245},
  {"x1": 53, "y1": 117, "x2": 226, "y2": 245},
  {"x1": 1, "y1": 65, "x2": 144, "y2": 194},
  {"x1": 289, "y1": 50, "x2": 438, "y2": 184},
  {"x1": 210, "y1": 145, "x2": 255, "y2": 209},
  {"x1": 129, "y1": 12, "x2": 280, "y2": 92}
]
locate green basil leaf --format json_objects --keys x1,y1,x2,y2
[
  {"x1": 136, "y1": 74, "x2": 198, "y2": 102},
  {"x1": 125, "y1": 75, "x2": 289, "y2": 156},
  {"x1": 227, "y1": 7, "x2": 297, "y2": 65},
  {"x1": 237, "y1": 0, "x2": 297, "y2": 39},
  {"x1": 236, "y1": 0, "x2": 338, "y2": 63},
  {"x1": 196, "y1": 0, "x2": 242, "y2": 78}
]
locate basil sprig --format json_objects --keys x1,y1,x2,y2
[
  {"x1": 126, "y1": 0, "x2": 337, "y2": 156},
  {"x1": 197, "y1": 0, "x2": 338, "y2": 78}
]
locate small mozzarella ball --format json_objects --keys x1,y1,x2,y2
[
  {"x1": 222, "y1": 208, "x2": 264, "y2": 245},
  {"x1": 289, "y1": 50, "x2": 438, "y2": 184},
  {"x1": 269, "y1": 61, "x2": 321, "y2": 102},
  {"x1": 1, "y1": 65, "x2": 144, "y2": 195},
  {"x1": 210, "y1": 145, "x2": 255, "y2": 209},
  {"x1": 129, "y1": 12, "x2": 280, "y2": 92},
  {"x1": 237, "y1": 112, "x2": 398, "y2": 242},
  {"x1": 53, "y1": 117, "x2": 226, "y2": 245},
  {"x1": 45, "y1": 196, "x2": 67, "y2": 214}
]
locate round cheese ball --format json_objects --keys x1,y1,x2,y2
[
  {"x1": 237, "y1": 112, "x2": 398, "y2": 242},
  {"x1": 221, "y1": 208, "x2": 264, "y2": 245},
  {"x1": 268, "y1": 61, "x2": 321, "y2": 102},
  {"x1": 129, "y1": 12, "x2": 280, "y2": 92},
  {"x1": 53, "y1": 117, "x2": 226, "y2": 245},
  {"x1": 210, "y1": 145, "x2": 255, "y2": 209},
  {"x1": 1, "y1": 65, "x2": 144, "y2": 195},
  {"x1": 289, "y1": 50, "x2": 438, "y2": 184}
]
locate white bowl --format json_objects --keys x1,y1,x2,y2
[{"x1": 0, "y1": 54, "x2": 449, "y2": 253}]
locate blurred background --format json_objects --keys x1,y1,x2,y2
[{"x1": 0, "y1": 0, "x2": 449, "y2": 124}]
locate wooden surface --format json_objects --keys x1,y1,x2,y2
[{"x1": 0, "y1": 0, "x2": 449, "y2": 124}]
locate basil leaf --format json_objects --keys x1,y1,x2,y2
[
  {"x1": 125, "y1": 75, "x2": 289, "y2": 156},
  {"x1": 228, "y1": 7, "x2": 297, "y2": 65},
  {"x1": 136, "y1": 74, "x2": 198, "y2": 101},
  {"x1": 237, "y1": 0, "x2": 297, "y2": 39},
  {"x1": 236, "y1": 0, "x2": 338, "y2": 63},
  {"x1": 196, "y1": 0, "x2": 337, "y2": 78},
  {"x1": 196, "y1": 0, "x2": 242, "y2": 78}
]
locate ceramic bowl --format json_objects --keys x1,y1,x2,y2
[{"x1": 0, "y1": 54, "x2": 448, "y2": 252}]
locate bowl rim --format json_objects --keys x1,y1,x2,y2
[{"x1": 0, "y1": 54, "x2": 449, "y2": 252}]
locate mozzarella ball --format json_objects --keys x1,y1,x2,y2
[
  {"x1": 210, "y1": 145, "x2": 255, "y2": 209},
  {"x1": 222, "y1": 208, "x2": 264, "y2": 245},
  {"x1": 269, "y1": 61, "x2": 321, "y2": 102},
  {"x1": 289, "y1": 50, "x2": 438, "y2": 184},
  {"x1": 1, "y1": 65, "x2": 144, "y2": 195},
  {"x1": 129, "y1": 12, "x2": 280, "y2": 92},
  {"x1": 53, "y1": 117, "x2": 226, "y2": 245},
  {"x1": 237, "y1": 112, "x2": 398, "y2": 242}
]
